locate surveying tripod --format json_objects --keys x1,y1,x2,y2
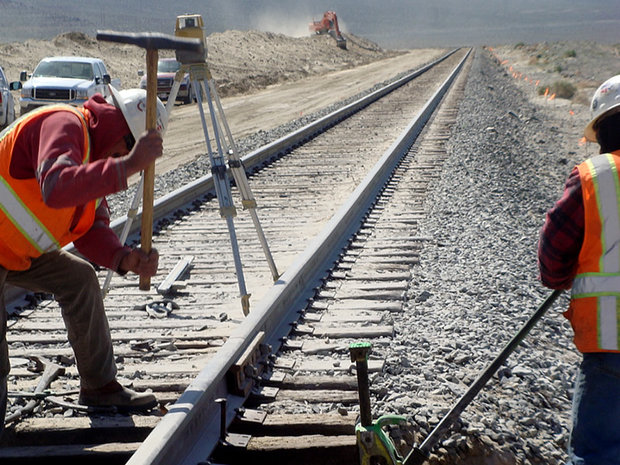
[{"x1": 163, "y1": 60, "x2": 279, "y2": 315}]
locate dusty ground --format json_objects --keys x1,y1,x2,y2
[
  {"x1": 0, "y1": 30, "x2": 444, "y2": 181},
  {"x1": 0, "y1": 30, "x2": 402, "y2": 96},
  {"x1": 488, "y1": 42, "x2": 620, "y2": 176},
  {"x1": 1, "y1": 33, "x2": 617, "y2": 182},
  {"x1": 490, "y1": 41, "x2": 619, "y2": 116},
  {"x1": 2, "y1": 29, "x2": 619, "y2": 463}
]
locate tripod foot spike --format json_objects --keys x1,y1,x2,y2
[{"x1": 241, "y1": 294, "x2": 251, "y2": 316}]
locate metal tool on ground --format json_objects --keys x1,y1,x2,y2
[
  {"x1": 133, "y1": 298, "x2": 179, "y2": 318},
  {"x1": 350, "y1": 342, "x2": 407, "y2": 465},
  {"x1": 157, "y1": 255, "x2": 194, "y2": 295},
  {"x1": 101, "y1": 194, "x2": 193, "y2": 298},
  {"x1": 95, "y1": 30, "x2": 204, "y2": 291},
  {"x1": 404, "y1": 289, "x2": 563, "y2": 465},
  {"x1": 164, "y1": 14, "x2": 280, "y2": 314},
  {"x1": 4, "y1": 356, "x2": 65, "y2": 424},
  {"x1": 45, "y1": 395, "x2": 117, "y2": 414}
]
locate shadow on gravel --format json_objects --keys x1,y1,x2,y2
[{"x1": 389, "y1": 422, "x2": 521, "y2": 465}]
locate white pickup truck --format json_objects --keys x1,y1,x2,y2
[{"x1": 18, "y1": 56, "x2": 121, "y2": 115}]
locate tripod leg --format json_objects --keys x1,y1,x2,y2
[
  {"x1": 102, "y1": 176, "x2": 144, "y2": 298},
  {"x1": 202, "y1": 79, "x2": 227, "y2": 159},
  {"x1": 207, "y1": 79, "x2": 237, "y2": 153},
  {"x1": 193, "y1": 78, "x2": 251, "y2": 315},
  {"x1": 224, "y1": 214, "x2": 250, "y2": 315},
  {"x1": 166, "y1": 78, "x2": 181, "y2": 115},
  {"x1": 247, "y1": 209, "x2": 279, "y2": 282},
  {"x1": 206, "y1": 79, "x2": 280, "y2": 281}
]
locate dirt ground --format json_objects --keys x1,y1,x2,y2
[
  {"x1": 491, "y1": 41, "x2": 619, "y2": 106},
  {"x1": 0, "y1": 30, "x2": 404, "y2": 97},
  {"x1": 487, "y1": 42, "x2": 620, "y2": 172},
  {"x1": 0, "y1": 30, "x2": 444, "y2": 181},
  {"x1": 1, "y1": 32, "x2": 618, "y2": 182},
  {"x1": 159, "y1": 48, "x2": 443, "y2": 177}
]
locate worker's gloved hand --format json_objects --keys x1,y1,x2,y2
[
  {"x1": 119, "y1": 247, "x2": 159, "y2": 277},
  {"x1": 122, "y1": 129, "x2": 163, "y2": 177}
]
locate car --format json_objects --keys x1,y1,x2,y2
[
  {"x1": 139, "y1": 58, "x2": 194, "y2": 104},
  {"x1": 0, "y1": 65, "x2": 18, "y2": 129},
  {"x1": 18, "y1": 56, "x2": 121, "y2": 115}
]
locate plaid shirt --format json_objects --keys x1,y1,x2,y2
[{"x1": 538, "y1": 167, "x2": 584, "y2": 290}]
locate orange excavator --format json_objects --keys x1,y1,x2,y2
[{"x1": 309, "y1": 11, "x2": 347, "y2": 50}]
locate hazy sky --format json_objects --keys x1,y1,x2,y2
[
  {"x1": 237, "y1": 0, "x2": 620, "y2": 47},
  {"x1": 1, "y1": 0, "x2": 619, "y2": 48}
]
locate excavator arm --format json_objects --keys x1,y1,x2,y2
[{"x1": 309, "y1": 11, "x2": 347, "y2": 49}]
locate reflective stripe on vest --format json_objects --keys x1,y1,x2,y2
[
  {"x1": 572, "y1": 153, "x2": 620, "y2": 351},
  {"x1": 0, "y1": 177, "x2": 58, "y2": 253}
]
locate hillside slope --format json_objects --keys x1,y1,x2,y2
[{"x1": 0, "y1": 30, "x2": 399, "y2": 98}]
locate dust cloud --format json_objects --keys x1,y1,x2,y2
[{"x1": 250, "y1": 10, "x2": 317, "y2": 38}]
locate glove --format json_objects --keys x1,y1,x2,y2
[{"x1": 119, "y1": 247, "x2": 159, "y2": 277}]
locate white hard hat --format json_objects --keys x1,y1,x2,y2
[
  {"x1": 106, "y1": 85, "x2": 168, "y2": 141},
  {"x1": 584, "y1": 75, "x2": 620, "y2": 142}
]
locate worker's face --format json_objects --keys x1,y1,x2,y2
[{"x1": 103, "y1": 135, "x2": 131, "y2": 159}]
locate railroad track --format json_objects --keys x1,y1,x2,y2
[{"x1": 1, "y1": 48, "x2": 471, "y2": 465}]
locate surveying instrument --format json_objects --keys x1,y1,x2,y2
[
  {"x1": 167, "y1": 14, "x2": 279, "y2": 314},
  {"x1": 101, "y1": 15, "x2": 279, "y2": 314}
]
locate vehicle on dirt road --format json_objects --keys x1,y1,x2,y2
[
  {"x1": 18, "y1": 56, "x2": 120, "y2": 115},
  {"x1": 138, "y1": 58, "x2": 194, "y2": 104},
  {"x1": 0, "y1": 65, "x2": 17, "y2": 129}
]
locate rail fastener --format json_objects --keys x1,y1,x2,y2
[{"x1": 227, "y1": 331, "x2": 271, "y2": 396}]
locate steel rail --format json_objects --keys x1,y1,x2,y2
[
  {"x1": 127, "y1": 49, "x2": 471, "y2": 465},
  {"x1": 111, "y1": 48, "x2": 459, "y2": 236}
]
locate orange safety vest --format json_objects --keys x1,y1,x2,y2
[
  {"x1": 0, "y1": 105, "x2": 97, "y2": 271},
  {"x1": 567, "y1": 151, "x2": 620, "y2": 353}
]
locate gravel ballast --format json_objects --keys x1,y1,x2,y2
[
  {"x1": 372, "y1": 48, "x2": 593, "y2": 464},
  {"x1": 106, "y1": 46, "x2": 601, "y2": 464}
]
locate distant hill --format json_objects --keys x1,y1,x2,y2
[{"x1": 0, "y1": 29, "x2": 395, "y2": 97}]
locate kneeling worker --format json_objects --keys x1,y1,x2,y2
[{"x1": 0, "y1": 86, "x2": 168, "y2": 431}]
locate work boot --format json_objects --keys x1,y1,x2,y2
[{"x1": 79, "y1": 380, "x2": 157, "y2": 412}]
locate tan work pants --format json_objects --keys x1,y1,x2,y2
[{"x1": 1, "y1": 250, "x2": 117, "y2": 429}]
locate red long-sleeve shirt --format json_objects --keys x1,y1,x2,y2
[
  {"x1": 9, "y1": 95, "x2": 133, "y2": 271},
  {"x1": 537, "y1": 167, "x2": 584, "y2": 289}
]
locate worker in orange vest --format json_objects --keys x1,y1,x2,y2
[
  {"x1": 0, "y1": 86, "x2": 167, "y2": 433},
  {"x1": 538, "y1": 75, "x2": 620, "y2": 465}
]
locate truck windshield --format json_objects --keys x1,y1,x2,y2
[
  {"x1": 33, "y1": 61, "x2": 94, "y2": 80},
  {"x1": 158, "y1": 60, "x2": 181, "y2": 73}
]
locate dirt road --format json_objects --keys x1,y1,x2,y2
[
  {"x1": 0, "y1": 29, "x2": 443, "y2": 184},
  {"x1": 158, "y1": 49, "x2": 444, "y2": 179}
]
